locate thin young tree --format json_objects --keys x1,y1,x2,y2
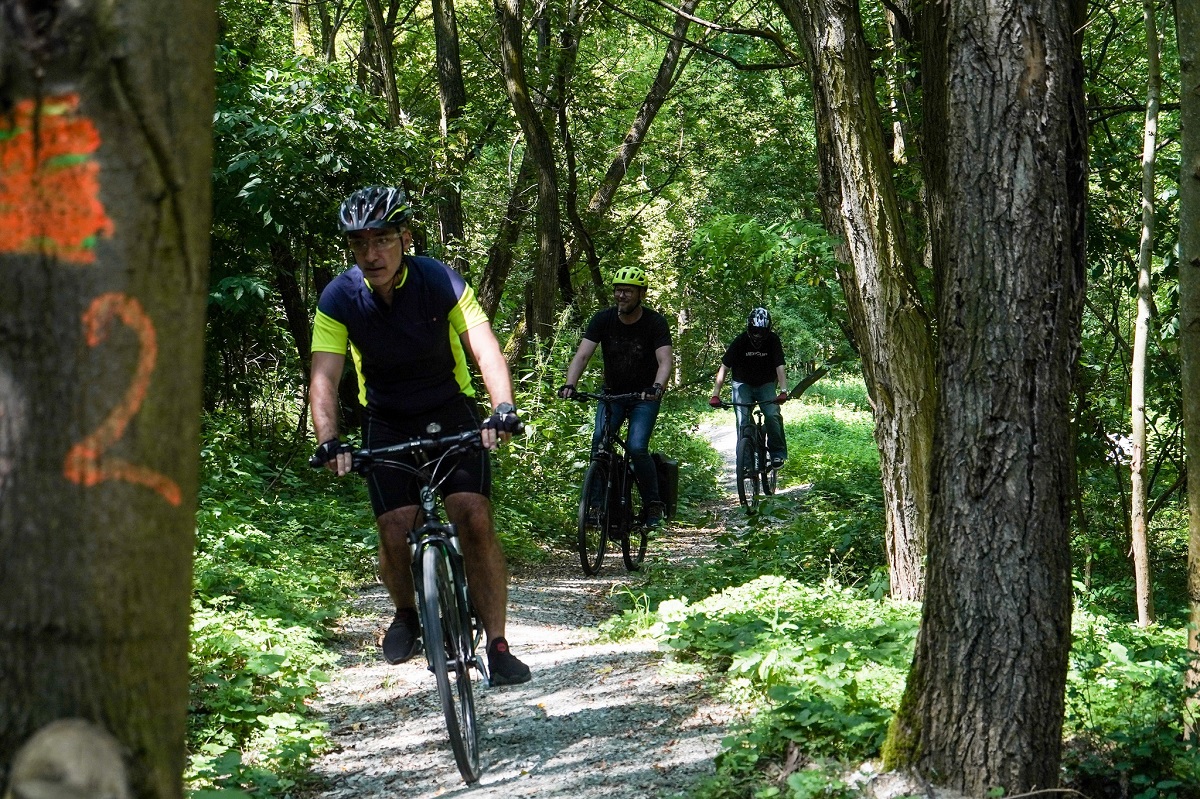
[
  {"x1": 1178, "y1": 0, "x2": 1200, "y2": 720},
  {"x1": 1130, "y1": 0, "x2": 1163, "y2": 627},
  {"x1": 0, "y1": 2, "x2": 215, "y2": 797},
  {"x1": 883, "y1": 0, "x2": 1087, "y2": 790}
]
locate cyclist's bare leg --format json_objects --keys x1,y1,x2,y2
[
  {"x1": 445, "y1": 492, "x2": 507, "y2": 642},
  {"x1": 378, "y1": 505, "x2": 422, "y2": 608}
]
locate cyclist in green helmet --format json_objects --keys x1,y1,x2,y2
[{"x1": 558, "y1": 266, "x2": 673, "y2": 527}]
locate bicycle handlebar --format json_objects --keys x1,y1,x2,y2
[
  {"x1": 572, "y1": 390, "x2": 647, "y2": 403},
  {"x1": 309, "y1": 428, "x2": 484, "y2": 471},
  {"x1": 716, "y1": 399, "x2": 781, "y2": 409}
]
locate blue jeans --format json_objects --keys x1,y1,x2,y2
[
  {"x1": 591, "y1": 396, "x2": 662, "y2": 505},
  {"x1": 732, "y1": 381, "x2": 786, "y2": 462}
]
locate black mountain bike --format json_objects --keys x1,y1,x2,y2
[
  {"x1": 719, "y1": 399, "x2": 780, "y2": 513},
  {"x1": 310, "y1": 425, "x2": 491, "y2": 783},
  {"x1": 571, "y1": 391, "x2": 649, "y2": 575}
]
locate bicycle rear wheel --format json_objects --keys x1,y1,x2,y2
[
  {"x1": 760, "y1": 432, "x2": 777, "y2": 496},
  {"x1": 620, "y1": 464, "x2": 648, "y2": 571},
  {"x1": 577, "y1": 460, "x2": 610, "y2": 575},
  {"x1": 735, "y1": 433, "x2": 760, "y2": 513},
  {"x1": 420, "y1": 544, "x2": 480, "y2": 783}
]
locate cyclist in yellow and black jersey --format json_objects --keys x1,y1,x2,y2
[{"x1": 309, "y1": 186, "x2": 530, "y2": 685}]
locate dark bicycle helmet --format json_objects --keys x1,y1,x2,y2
[
  {"x1": 748, "y1": 307, "x2": 772, "y2": 330},
  {"x1": 611, "y1": 265, "x2": 648, "y2": 288},
  {"x1": 338, "y1": 186, "x2": 414, "y2": 232}
]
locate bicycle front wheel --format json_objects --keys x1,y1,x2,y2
[
  {"x1": 577, "y1": 460, "x2": 610, "y2": 575},
  {"x1": 420, "y1": 544, "x2": 481, "y2": 783},
  {"x1": 621, "y1": 464, "x2": 648, "y2": 571},
  {"x1": 735, "y1": 434, "x2": 760, "y2": 513}
]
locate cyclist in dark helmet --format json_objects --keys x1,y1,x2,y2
[
  {"x1": 309, "y1": 186, "x2": 530, "y2": 685},
  {"x1": 558, "y1": 266, "x2": 673, "y2": 528},
  {"x1": 710, "y1": 307, "x2": 789, "y2": 468}
]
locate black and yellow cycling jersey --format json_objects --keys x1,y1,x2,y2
[{"x1": 311, "y1": 255, "x2": 489, "y2": 417}]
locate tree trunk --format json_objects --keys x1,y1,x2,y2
[
  {"x1": 774, "y1": 0, "x2": 937, "y2": 601},
  {"x1": 291, "y1": 0, "x2": 314, "y2": 55},
  {"x1": 314, "y1": 0, "x2": 338, "y2": 61},
  {"x1": 269, "y1": 240, "x2": 312, "y2": 383},
  {"x1": 884, "y1": 0, "x2": 1086, "y2": 790},
  {"x1": 1177, "y1": 0, "x2": 1200, "y2": 730},
  {"x1": 477, "y1": 148, "x2": 538, "y2": 319},
  {"x1": 1130, "y1": 0, "x2": 1162, "y2": 627},
  {"x1": 433, "y1": 0, "x2": 469, "y2": 272},
  {"x1": 0, "y1": 2, "x2": 215, "y2": 797},
  {"x1": 364, "y1": 0, "x2": 403, "y2": 126},
  {"x1": 495, "y1": 0, "x2": 562, "y2": 343}
]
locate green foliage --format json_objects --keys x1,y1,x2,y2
[
  {"x1": 646, "y1": 577, "x2": 917, "y2": 798},
  {"x1": 188, "y1": 415, "x2": 376, "y2": 795},
  {"x1": 1062, "y1": 614, "x2": 1200, "y2": 798}
]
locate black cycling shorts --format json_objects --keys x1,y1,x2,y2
[{"x1": 362, "y1": 395, "x2": 491, "y2": 517}]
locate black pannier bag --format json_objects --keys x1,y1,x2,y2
[{"x1": 652, "y1": 452, "x2": 679, "y2": 519}]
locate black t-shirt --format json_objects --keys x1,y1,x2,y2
[
  {"x1": 722, "y1": 330, "x2": 785, "y2": 386},
  {"x1": 583, "y1": 306, "x2": 672, "y2": 393}
]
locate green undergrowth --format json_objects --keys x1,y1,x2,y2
[
  {"x1": 188, "y1": 415, "x2": 376, "y2": 796},
  {"x1": 601, "y1": 381, "x2": 1200, "y2": 799}
]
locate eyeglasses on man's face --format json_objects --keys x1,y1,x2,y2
[
  {"x1": 613, "y1": 286, "x2": 639, "y2": 297},
  {"x1": 347, "y1": 235, "x2": 402, "y2": 255}
]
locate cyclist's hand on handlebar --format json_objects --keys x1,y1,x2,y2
[
  {"x1": 557, "y1": 384, "x2": 577, "y2": 400},
  {"x1": 312, "y1": 438, "x2": 353, "y2": 476},
  {"x1": 776, "y1": 391, "x2": 789, "y2": 404},
  {"x1": 481, "y1": 402, "x2": 522, "y2": 449},
  {"x1": 642, "y1": 383, "x2": 664, "y2": 401},
  {"x1": 709, "y1": 395, "x2": 723, "y2": 408}
]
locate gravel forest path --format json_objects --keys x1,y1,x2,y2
[{"x1": 301, "y1": 424, "x2": 744, "y2": 799}]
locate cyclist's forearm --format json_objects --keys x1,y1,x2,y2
[
  {"x1": 775, "y1": 365, "x2": 788, "y2": 393},
  {"x1": 713, "y1": 365, "x2": 728, "y2": 394},
  {"x1": 463, "y1": 325, "x2": 515, "y2": 409},
  {"x1": 653, "y1": 345, "x2": 672, "y2": 388},
  {"x1": 310, "y1": 352, "x2": 344, "y2": 442},
  {"x1": 564, "y1": 340, "x2": 597, "y2": 387}
]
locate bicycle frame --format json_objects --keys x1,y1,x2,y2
[
  {"x1": 719, "y1": 399, "x2": 779, "y2": 511},
  {"x1": 572, "y1": 391, "x2": 649, "y2": 573},
  {"x1": 310, "y1": 427, "x2": 487, "y2": 781},
  {"x1": 580, "y1": 391, "x2": 643, "y2": 519}
]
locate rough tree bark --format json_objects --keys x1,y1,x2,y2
[
  {"x1": 432, "y1": 0, "x2": 469, "y2": 272},
  {"x1": 1130, "y1": 0, "x2": 1162, "y2": 626},
  {"x1": 0, "y1": 2, "x2": 215, "y2": 798},
  {"x1": 495, "y1": 0, "x2": 563, "y2": 343},
  {"x1": 1178, "y1": 0, "x2": 1200, "y2": 723},
  {"x1": 774, "y1": 0, "x2": 937, "y2": 601},
  {"x1": 364, "y1": 0, "x2": 402, "y2": 126},
  {"x1": 477, "y1": 149, "x2": 538, "y2": 319},
  {"x1": 883, "y1": 0, "x2": 1087, "y2": 790}
]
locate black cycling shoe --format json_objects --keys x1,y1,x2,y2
[
  {"x1": 382, "y1": 607, "x2": 421, "y2": 665},
  {"x1": 645, "y1": 501, "x2": 667, "y2": 528},
  {"x1": 487, "y1": 637, "x2": 531, "y2": 685}
]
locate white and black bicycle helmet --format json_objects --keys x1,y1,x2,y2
[
  {"x1": 748, "y1": 307, "x2": 772, "y2": 330},
  {"x1": 338, "y1": 186, "x2": 414, "y2": 232}
]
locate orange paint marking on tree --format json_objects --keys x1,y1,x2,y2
[
  {"x1": 0, "y1": 94, "x2": 114, "y2": 263},
  {"x1": 63, "y1": 293, "x2": 182, "y2": 507}
]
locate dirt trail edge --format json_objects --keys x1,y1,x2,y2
[{"x1": 303, "y1": 424, "x2": 741, "y2": 799}]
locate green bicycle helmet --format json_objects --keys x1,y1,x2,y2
[
  {"x1": 338, "y1": 186, "x2": 414, "y2": 232},
  {"x1": 611, "y1": 266, "x2": 648, "y2": 288}
]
